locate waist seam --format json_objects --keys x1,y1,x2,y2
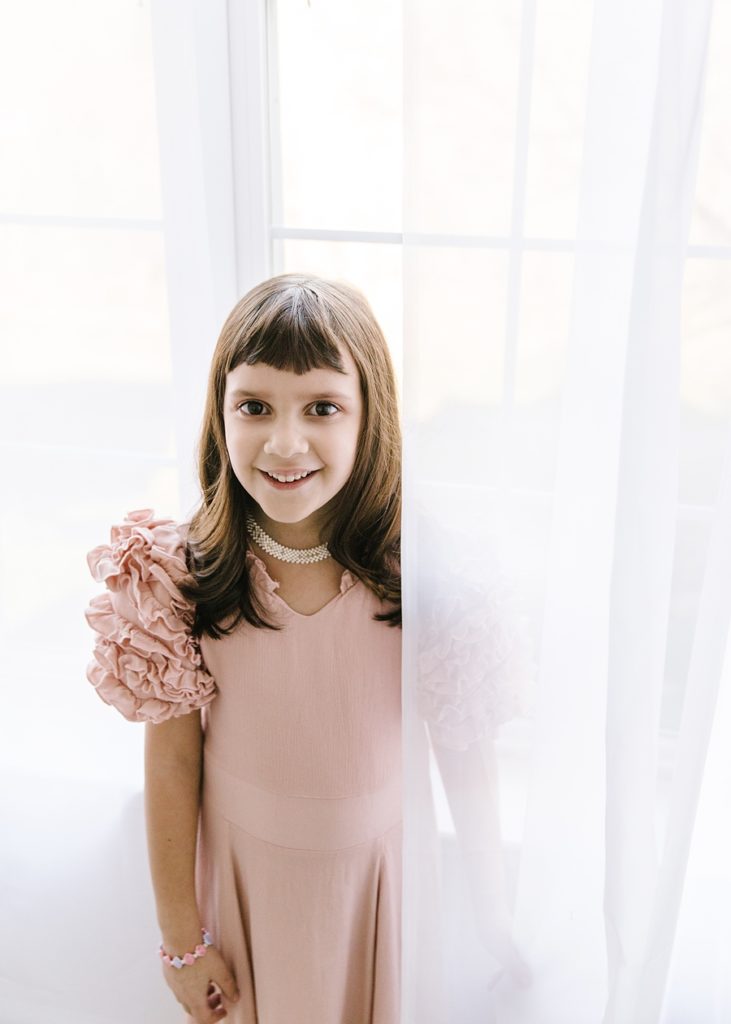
[
  {"x1": 203, "y1": 748, "x2": 401, "y2": 802},
  {"x1": 208, "y1": 802, "x2": 402, "y2": 853}
]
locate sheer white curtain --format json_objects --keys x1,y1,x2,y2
[{"x1": 401, "y1": 1, "x2": 728, "y2": 1022}]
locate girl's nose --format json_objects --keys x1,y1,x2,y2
[{"x1": 263, "y1": 426, "x2": 309, "y2": 459}]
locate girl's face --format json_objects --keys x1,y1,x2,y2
[{"x1": 223, "y1": 343, "x2": 364, "y2": 541}]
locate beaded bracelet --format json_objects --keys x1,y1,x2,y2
[{"x1": 159, "y1": 928, "x2": 214, "y2": 969}]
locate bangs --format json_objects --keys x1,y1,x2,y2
[{"x1": 230, "y1": 286, "x2": 347, "y2": 376}]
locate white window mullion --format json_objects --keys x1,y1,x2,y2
[
  {"x1": 229, "y1": 0, "x2": 273, "y2": 291},
  {"x1": 150, "y1": 0, "x2": 271, "y2": 511}
]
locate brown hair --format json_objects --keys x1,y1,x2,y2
[{"x1": 178, "y1": 272, "x2": 402, "y2": 638}]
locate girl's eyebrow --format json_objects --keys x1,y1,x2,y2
[{"x1": 229, "y1": 388, "x2": 352, "y2": 401}]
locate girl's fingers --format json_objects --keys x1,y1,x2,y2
[
  {"x1": 213, "y1": 967, "x2": 240, "y2": 1003},
  {"x1": 167, "y1": 956, "x2": 238, "y2": 1022},
  {"x1": 206, "y1": 978, "x2": 223, "y2": 1008}
]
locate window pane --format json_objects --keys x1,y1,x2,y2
[
  {"x1": 271, "y1": 0, "x2": 401, "y2": 232},
  {"x1": 0, "y1": 224, "x2": 174, "y2": 454},
  {"x1": 523, "y1": 0, "x2": 593, "y2": 239},
  {"x1": 0, "y1": 2, "x2": 173, "y2": 803},
  {"x1": 0, "y1": 0, "x2": 162, "y2": 220},
  {"x1": 403, "y1": 0, "x2": 522, "y2": 237}
]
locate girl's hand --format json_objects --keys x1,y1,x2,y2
[{"x1": 162, "y1": 945, "x2": 240, "y2": 1023}]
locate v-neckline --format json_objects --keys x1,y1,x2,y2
[{"x1": 246, "y1": 550, "x2": 358, "y2": 619}]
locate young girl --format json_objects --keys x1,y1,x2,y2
[
  {"x1": 85, "y1": 274, "x2": 403, "y2": 1024},
  {"x1": 84, "y1": 273, "x2": 530, "y2": 1024}
]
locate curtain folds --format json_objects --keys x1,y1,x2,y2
[{"x1": 401, "y1": 1, "x2": 720, "y2": 1022}]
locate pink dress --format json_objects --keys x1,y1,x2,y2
[{"x1": 84, "y1": 509, "x2": 402, "y2": 1024}]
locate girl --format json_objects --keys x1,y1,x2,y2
[
  {"x1": 84, "y1": 273, "x2": 529, "y2": 1024},
  {"x1": 85, "y1": 274, "x2": 403, "y2": 1024}
]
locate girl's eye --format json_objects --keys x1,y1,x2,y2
[
  {"x1": 238, "y1": 400, "x2": 266, "y2": 416},
  {"x1": 311, "y1": 401, "x2": 339, "y2": 417}
]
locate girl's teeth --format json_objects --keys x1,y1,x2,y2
[{"x1": 267, "y1": 470, "x2": 312, "y2": 483}]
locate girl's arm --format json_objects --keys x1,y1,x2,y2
[
  {"x1": 144, "y1": 710, "x2": 205, "y2": 951},
  {"x1": 431, "y1": 733, "x2": 531, "y2": 986},
  {"x1": 144, "y1": 711, "x2": 240, "y2": 1022}
]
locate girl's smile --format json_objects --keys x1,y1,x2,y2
[
  {"x1": 258, "y1": 467, "x2": 322, "y2": 489},
  {"x1": 223, "y1": 344, "x2": 364, "y2": 548}
]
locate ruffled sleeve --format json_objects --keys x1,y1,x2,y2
[
  {"x1": 415, "y1": 512, "x2": 536, "y2": 751},
  {"x1": 84, "y1": 508, "x2": 217, "y2": 724}
]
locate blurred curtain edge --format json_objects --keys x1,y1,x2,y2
[{"x1": 402, "y1": 0, "x2": 729, "y2": 1022}]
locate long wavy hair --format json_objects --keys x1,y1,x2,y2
[{"x1": 178, "y1": 273, "x2": 402, "y2": 638}]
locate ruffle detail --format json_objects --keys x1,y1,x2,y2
[
  {"x1": 245, "y1": 549, "x2": 357, "y2": 604},
  {"x1": 245, "y1": 550, "x2": 282, "y2": 609},
  {"x1": 84, "y1": 508, "x2": 217, "y2": 723},
  {"x1": 339, "y1": 569, "x2": 356, "y2": 594},
  {"x1": 415, "y1": 518, "x2": 536, "y2": 751}
]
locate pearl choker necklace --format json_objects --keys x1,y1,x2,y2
[{"x1": 246, "y1": 512, "x2": 331, "y2": 564}]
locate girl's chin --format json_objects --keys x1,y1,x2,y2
[
  {"x1": 249, "y1": 495, "x2": 328, "y2": 527},
  {"x1": 241, "y1": 475, "x2": 344, "y2": 523}
]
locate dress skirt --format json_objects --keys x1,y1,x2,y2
[{"x1": 193, "y1": 754, "x2": 402, "y2": 1024}]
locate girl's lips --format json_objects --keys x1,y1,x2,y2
[{"x1": 258, "y1": 468, "x2": 320, "y2": 490}]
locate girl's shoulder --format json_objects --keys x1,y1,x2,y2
[
  {"x1": 412, "y1": 502, "x2": 536, "y2": 750},
  {"x1": 414, "y1": 504, "x2": 497, "y2": 585},
  {"x1": 85, "y1": 507, "x2": 192, "y2": 587},
  {"x1": 84, "y1": 508, "x2": 216, "y2": 724}
]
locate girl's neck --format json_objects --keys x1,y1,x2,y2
[{"x1": 253, "y1": 511, "x2": 327, "y2": 553}]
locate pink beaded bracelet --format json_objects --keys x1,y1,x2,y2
[{"x1": 159, "y1": 928, "x2": 214, "y2": 969}]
